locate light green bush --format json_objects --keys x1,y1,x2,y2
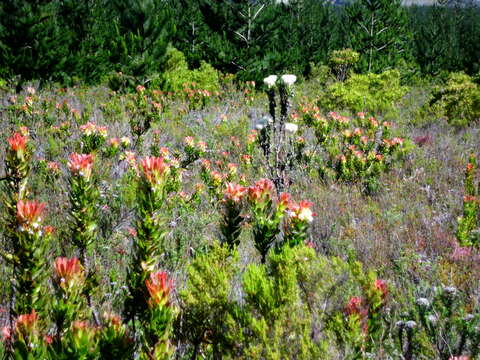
[
  {"x1": 320, "y1": 69, "x2": 408, "y2": 115},
  {"x1": 428, "y1": 72, "x2": 480, "y2": 128},
  {"x1": 156, "y1": 47, "x2": 220, "y2": 94}
]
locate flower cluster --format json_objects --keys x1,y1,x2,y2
[{"x1": 80, "y1": 122, "x2": 107, "y2": 152}]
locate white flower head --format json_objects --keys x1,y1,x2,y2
[
  {"x1": 263, "y1": 75, "x2": 278, "y2": 88},
  {"x1": 281, "y1": 74, "x2": 297, "y2": 86},
  {"x1": 298, "y1": 207, "x2": 314, "y2": 223},
  {"x1": 285, "y1": 122, "x2": 298, "y2": 134}
]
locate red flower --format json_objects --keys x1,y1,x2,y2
[
  {"x1": 374, "y1": 279, "x2": 389, "y2": 300},
  {"x1": 224, "y1": 183, "x2": 247, "y2": 203},
  {"x1": 140, "y1": 156, "x2": 170, "y2": 187},
  {"x1": 68, "y1": 153, "x2": 94, "y2": 180},
  {"x1": 54, "y1": 257, "x2": 84, "y2": 286},
  {"x1": 16, "y1": 200, "x2": 46, "y2": 231},
  {"x1": 145, "y1": 271, "x2": 173, "y2": 307},
  {"x1": 247, "y1": 178, "x2": 274, "y2": 203},
  {"x1": 345, "y1": 296, "x2": 365, "y2": 317},
  {"x1": 7, "y1": 132, "x2": 27, "y2": 153},
  {"x1": 16, "y1": 310, "x2": 38, "y2": 333}
]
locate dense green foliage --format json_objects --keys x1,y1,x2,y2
[{"x1": 1, "y1": 1, "x2": 480, "y2": 85}]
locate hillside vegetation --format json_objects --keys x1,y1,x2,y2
[{"x1": 1, "y1": 0, "x2": 480, "y2": 359}]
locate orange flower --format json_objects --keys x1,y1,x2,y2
[
  {"x1": 16, "y1": 200, "x2": 46, "y2": 231},
  {"x1": 224, "y1": 183, "x2": 247, "y2": 203},
  {"x1": 145, "y1": 271, "x2": 173, "y2": 307},
  {"x1": 7, "y1": 132, "x2": 27, "y2": 153},
  {"x1": 68, "y1": 153, "x2": 94, "y2": 180},
  {"x1": 247, "y1": 178, "x2": 274, "y2": 203},
  {"x1": 464, "y1": 195, "x2": 476, "y2": 203},
  {"x1": 54, "y1": 257, "x2": 84, "y2": 286},
  {"x1": 16, "y1": 310, "x2": 39, "y2": 333},
  {"x1": 140, "y1": 156, "x2": 170, "y2": 187}
]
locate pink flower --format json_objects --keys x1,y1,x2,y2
[
  {"x1": 17, "y1": 200, "x2": 46, "y2": 230},
  {"x1": 224, "y1": 183, "x2": 247, "y2": 203},
  {"x1": 374, "y1": 279, "x2": 389, "y2": 300},
  {"x1": 288, "y1": 200, "x2": 316, "y2": 223},
  {"x1": 16, "y1": 310, "x2": 39, "y2": 333},
  {"x1": 68, "y1": 153, "x2": 94, "y2": 180},
  {"x1": 2, "y1": 326, "x2": 11, "y2": 341},
  {"x1": 54, "y1": 257, "x2": 84, "y2": 286},
  {"x1": 247, "y1": 179, "x2": 274, "y2": 203},
  {"x1": 345, "y1": 296, "x2": 364, "y2": 316}
]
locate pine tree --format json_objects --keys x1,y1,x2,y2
[
  {"x1": 197, "y1": 0, "x2": 282, "y2": 80},
  {"x1": 108, "y1": 0, "x2": 175, "y2": 80},
  {"x1": 0, "y1": 1, "x2": 69, "y2": 81},
  {"x1": 345, "y1": 0, "x2": 413, "y2": 73}
]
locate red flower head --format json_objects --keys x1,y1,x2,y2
[
  {"x1": 68, "y1": 153, "x2": 94, "y2": 180},
  {"x1": 16, "y1": 310, "x2": 39, "y2": 334},
  {"x1": 224, "y1": 183, "x2": 247, "y2": 203},
  {"x1": 374, "y1": 279, "x2": 389, "y2": 300},
  {"x1": 7, "y1": 132, "x2": 28, "y2": 153},
  {"x1": 16, "y1": 200, "x2": 46, "y2": 232},
  {"x1": 247, "y1": 178, "x2": 274, "y2": 204},
  {"x1": 140, "y1": 156, "x2": 170, "y2": 187},
  {"x1": 145, "y1": 271, "x2": 173, "y2": 307},
  {"x1": 54, "y1": 257, "x2": 84, "y2": 287},
  {"x1": 345, "y1": 296, "x2": 364, "y2": 317}
]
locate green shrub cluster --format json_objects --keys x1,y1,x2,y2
[
  {"x1": 428, "y1": 72, "x2": 480, "y2": 128},
  {"x1": 320, "y1": 70, "x2": 408, "y2": 115}
]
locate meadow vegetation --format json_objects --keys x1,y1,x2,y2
[{"x1": 1, "y1": 0, "x2": 480, "y2": 359}]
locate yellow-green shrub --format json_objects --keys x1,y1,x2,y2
[
  {"x1": 320, "y1": 70, "x2": 408, "y2": 115},
  {"x1": 428, "y1": 72, "x2": 480, "y2": 127},
  {"x1": 157, "y1": 47, "x2": 220, "y2": 94}
]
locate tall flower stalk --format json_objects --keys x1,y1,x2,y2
[
  {"x1": 456, "y1": 154, "x2": 479, "y2": 246},
  {"x1": 124, "y1": 156, "x2": 174, "y2": 348},
  {"x1": 247, "y1": 179, "x2": 287, "y2": 262},
  {"x1": 67, "y1": 153, "x2": 99, "y2": 323},
  {"x1": 2, "y1": 132, "x2": 50, "y2": 329},
  {"x1": 261, "y1": 74, "x2": 298, "y2": 192},
  {"x1": 220, "y1": 183, "x2": 247, "y2": 250},
  {"x1": 9, "y1": 200, "x2": 50, "y2": 316}
]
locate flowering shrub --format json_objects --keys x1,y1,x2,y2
[
  {"x1": 299, "y1": 108, "x2": 410, "y2": 193},
  {"x1": 456, "y1": 154, "x2": 480, "y2": 247},
  {"x1": 1, "y1": 76, "x2": 480, "y2": 360},
  {"x1": 428, "y1": 72, "x2": 480, "y2": 128},
  {"x1": 79, "y1": 122, "x2": 107, "y2": 153}
]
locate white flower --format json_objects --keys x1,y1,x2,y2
[
  {"x1": 276, "y1": 0, "x2": 289, "y2": 4},
  {"x1": 263, "y1": 75, "x2": 278, "y2": 88},
  {"x1": 281, "y1": 74, "x2": 297, "y2": 86},
  {"x1": 298, "y1": 207, "x2": 314, "y2": 223},
  {"x1": 285, "y1": 122, "x2": 298, "y2": 134}
]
